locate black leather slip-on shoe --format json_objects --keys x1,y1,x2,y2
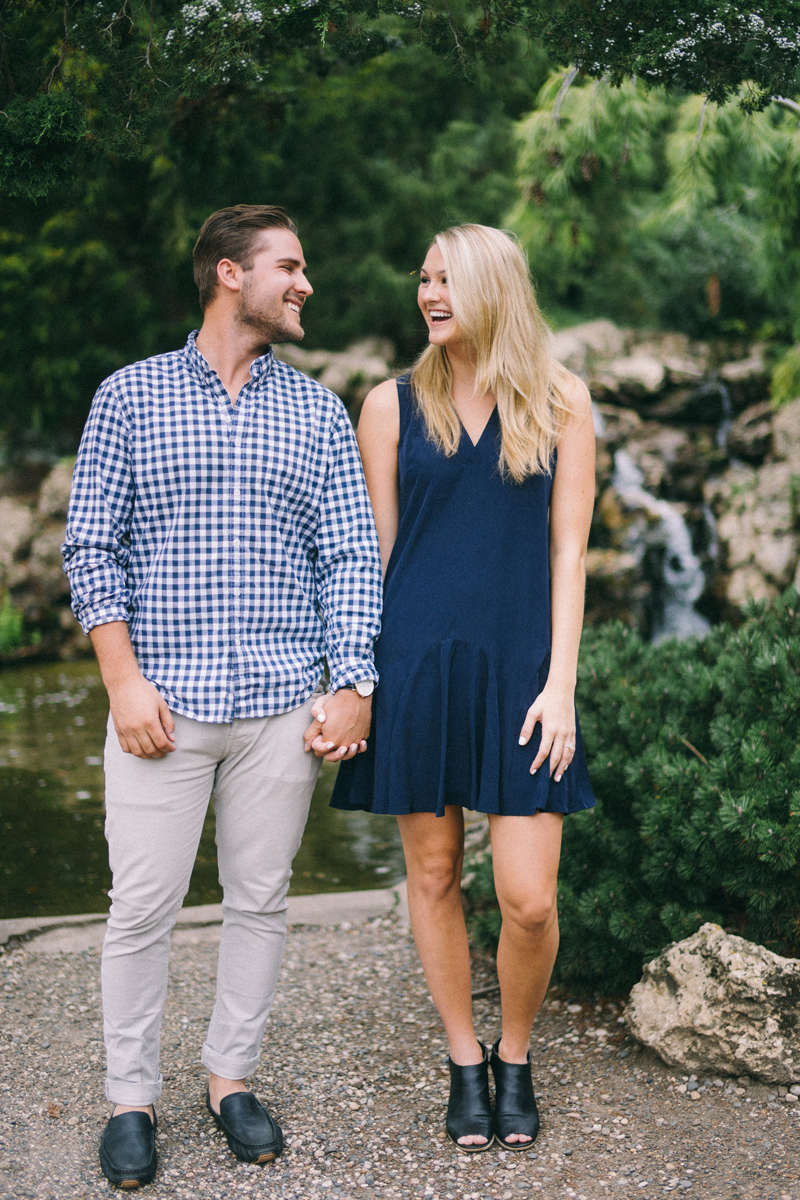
[
  {"x1": 205, "y1": 1089, "x2": 283, "y2": 1164},
  {"x1": 490, "y1": 1039, "x2": 540, "y2": 1151},
  {"x1": 445, "y1": 1043, "x2": 495, "y2": 1153},
  {"x1": 99, "y1": 1109, "x2": 158, "y2": 1189}
]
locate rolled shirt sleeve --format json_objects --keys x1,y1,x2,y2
[
  {"x1": 61, "y1": 379, "x2": 135, "y2": 634},
  {"x1": 314, "y1": 406, "x2": 383, "y2": 692}
]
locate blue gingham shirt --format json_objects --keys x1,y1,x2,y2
[{"x1": 62, "y1": 333, "x2": 382, "y2": 723}]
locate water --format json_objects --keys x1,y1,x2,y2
[
  {"x1": 0, "y1": 661, "x2": 405, "y2": 920},
  {"x1": 612, "y1": 449, "x2": 711, "y2": 643}
]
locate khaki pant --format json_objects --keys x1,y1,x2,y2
[{"x1": 101, "y1": 695, "x2": 322, "y2": 1105}]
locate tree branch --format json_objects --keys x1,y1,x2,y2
[
  {"x1": 553, "y1": 66, "x2": 579, "y2": 125},
  {"x1": 772, "y1": 96, "x2": 800, "y2": 118}
]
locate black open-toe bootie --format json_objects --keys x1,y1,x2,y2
[
  {"x1": 445, "y1": 1042, "x2": 494, "y2": 1153},
  {"x1": 490, "y1": 1039, "x2": 540, "y2": 1151}
]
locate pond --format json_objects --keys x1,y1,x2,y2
[{"x1": 0, "y1": 661, "x2": 406, "y2": 920}]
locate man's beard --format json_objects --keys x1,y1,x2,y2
[{"x1": 235, "y1": 280, "x2": 304, "y2": 345}]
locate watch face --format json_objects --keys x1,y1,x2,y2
[{"x1": 355, "y1": 679, "x2": 375, "y2": 697}]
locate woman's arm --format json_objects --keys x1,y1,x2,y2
[
  {"x1": 356, "y1": 378, "x2": 401, "y2": 576},
  {"x1": 519, "y1": 373, "x2": 596, "y2": 780}
]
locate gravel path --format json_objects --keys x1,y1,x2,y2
[{"x1": 2, "y1": 907, "x2": 799, "y2": 1200}]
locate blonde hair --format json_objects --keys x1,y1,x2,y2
[{"x1": 409, "y1": 224, "x2": 573, "y2": 482}]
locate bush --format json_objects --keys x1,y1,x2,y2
[
  {"x1": 0, "y1": 594, "x2": 24, "y2": 655},
  {"x1": 463, "y1": 588, "x2": 800, "y2": 996}
]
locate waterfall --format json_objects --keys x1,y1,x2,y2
[{"x1": 612, "y1": 449, "x2": 711, "y2": 643}]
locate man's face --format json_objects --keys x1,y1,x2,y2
[{"x1": 235, "y1": 228, "x2": 312, "y2": 344}]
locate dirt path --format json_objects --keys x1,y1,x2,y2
[{"x1": 2, "y1": 907, "x2": 798, "y2": 1199}]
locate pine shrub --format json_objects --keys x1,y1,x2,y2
[{"x1": 463, "y1": 588, "x2": 800, "y2": 995}]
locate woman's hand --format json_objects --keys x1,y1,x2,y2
[{"x1": 519, "y1": 685, "x2": 576, "y2": 783}]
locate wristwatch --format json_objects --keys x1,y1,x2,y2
[{"x1": 348, "y1": 679, "x2": 375, "y2": 697}]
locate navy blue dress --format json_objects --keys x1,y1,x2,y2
[{"x1": 331, "y1": 376, "x2": 595, "y2": 817}]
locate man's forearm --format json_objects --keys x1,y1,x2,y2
[{"x1": 89, "y1": 622, "x2": 142, "y2": 692}]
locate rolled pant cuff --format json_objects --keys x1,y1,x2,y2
[
  {"x1": 105, "y1": 1075, "x2": 163, "y2": 1106},
  {"x1": 201, "y1": 1043, "x2": 260, "y2": 1081}
]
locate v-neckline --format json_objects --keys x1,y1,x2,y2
[{"x1": 461, "y1": 404, "x2": 497, "y2": 451}]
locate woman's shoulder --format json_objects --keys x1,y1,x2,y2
[
  {"x1": 357, "y1": 377, "x2": 402, "y2": 447},
  {"x1": 553, "y1": 364, "x2": 592, "y2": 431}
]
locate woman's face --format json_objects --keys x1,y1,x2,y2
[{"x1": 418, "y1": 244, "x2": 463, "y2": 349}]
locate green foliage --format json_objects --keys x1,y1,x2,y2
[
  {"x1": 464, "y1": 589, "x2": 800, "y2": 996},
  {"x1": 0, "y1": 41, "x2": 545, "y2": 452},
  {"x1": 529, "y1": 2, "x2": 800, "y2": 110},
  {"x1": 3, "y1": 1, "x2": 800, "y2": 202},
  {"x1": 512, "y1": 72, "x2": 800, "y2": 337},
  {"x1": 0, "y1": 595, "x2": 24, "y2": 655},
  {"x1": 772, "y1": 345, "x2": 800, "y2": 408},
  {"x1": 0, "y1": 94, "x2": 87, "y2": 200}
]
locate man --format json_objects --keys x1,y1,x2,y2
[{"x1": 62, "y1": 205, "x2": 382, "y2": 1189}]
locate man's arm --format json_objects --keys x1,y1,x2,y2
[
  {"x1": 63, "y1": 378, "x2": 174, "y2": 759},
  {"x1": 91, "y1": 622, "x2": 176, "y2": 758},
  {"x1": 304, "y1": 403, "x2": 383, "y2": 760}
]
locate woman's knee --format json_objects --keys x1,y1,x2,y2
[
  {"x1": 498, "y1": 889, "x2": 558, "y2": 937},
  {"x1": 407, "y1": 850, "x2": 462, "y2": 902}
]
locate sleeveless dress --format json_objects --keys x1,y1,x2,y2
[{"x1": 330, "y1": 375, "x2": 595, "y2": 817}]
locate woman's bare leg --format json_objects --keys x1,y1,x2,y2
[
  {"x1": 488, "y1": 811, "x2": 563, "y2": 1142},
  {"x1": 397, "y1": 808, "x2": 487, "y2": 1146}
]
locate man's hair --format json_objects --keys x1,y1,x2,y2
[{"x1": 193, "y1": 205, "x2": 298, "y2": 309}]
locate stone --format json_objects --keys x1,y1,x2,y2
[
  {"x1": 552, "y1": 320, "x2": 627, "y2": 374},
  {"x1": 584, "y1": 548, "x2": 643, "y2": 626},
  {"x1": 593, "y1": 355, "x2": 666, "y2": 397},
  {"x1": 719, "y1": 348, "x2": 770, "y2": 409},
  {"x1": 274, "y1": 338, "x2": 394, "y2": 414},
  {"x1": 705, "y1": 460, "x2": 800, "y2": 602},
  {"x1": 593, "y1": 403, "x2": 642, "y2": 446},
  {"x1": 26, "y1": 524, "x2": 71, "y2": 604},
  {"x1": 0, "y1": 496, "x2": 35, "y2": 581},
  {"x1": 727, "y1": 401, "x2": 774, "y2": 463},
  {"x1": 37, "y1": 458, "x2": 75, "y2": 518},
  {"x1": 772, "y1": 397, "x2": 800, "y2": 468},
  {"x1": 625, "y1": 923, "x2": 800, "y2": 1083}
]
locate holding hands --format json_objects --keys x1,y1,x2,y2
[
  {"x1": 303, "y1": 688, "x2": 372, "y2": 762},
  {"x1": 519, "y1": 684, "x2": 576, "y2": 783}
]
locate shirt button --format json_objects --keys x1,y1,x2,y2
[
  {"x1": 233, "y1": 538, "x2": 241, "y2": 548},
  {"x1": 233, "y1": 487, "x2": 241, "y2": 497},
  {"x1": 234, "y1": 590, "x2": 242, "y2": 598},
  {"x1": 235, "y1": 637, "x2": 242, "y2": 646}
]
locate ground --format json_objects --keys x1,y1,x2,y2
[{"x1": 1, "y1": 910, "x2": 798, "y2": 1199}]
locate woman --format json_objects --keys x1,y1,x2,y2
[{"x1": 330, "y1": 224, "x2": 595, "y2": 1152}]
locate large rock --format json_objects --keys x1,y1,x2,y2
[
  {"x1": 552, "y1": 320, "x2": 627, "y2": 374},
  {"x1": 0, "y1": 497, "x2": 35, "y2": 588},
  {"x1": 38, "y1": 458, "x2": 75, "y2": 518},
  {"x1": 274, "y1": 337, "x2": 394, "y2": 415},
  {"x1": 705, "y1": 460, "x2": 800, "y2": 608},
  {"x1": 773, "y1": 397, "x2": 800, "y2": 469},
  {"x1": 626, "y1": 923, "x2": 800, "y2": 1083}
]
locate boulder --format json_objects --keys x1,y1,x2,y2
[
  {"x1": 584, "y1": 548, "x2": 644, "y2": 626},
  {"x1": 0, "y1": 497, "x2": 35, "y2": 587},
  {"x1": 727, "y1": 400, "x2": 773, "y2": 463},
  {"x1": 274, "y1": 337, "x2": 394, "y2": 414},
  {"x1": 719, "y1": 347, "x2": 770, "y2": 410},
  {"x1": 38, "y1": 458, "x2": 75, "y2": 518},
  {"x1": 592, "y1": 354, "x2": 666, "y2": 398},
  {"x1": 27, "y1": 524, "x2": 71, "y2": 604},
  {"x1": 626, "y1": 923, "x2": 800, "y2": 1083},
  {"x1": 705, "y1": 460, "x2": 800, "y2": 606},
  {"x1": 773, "y1": 397, "x2": 800, "y2": 469},
  {"x1": 552, "y1": 319, "x2": 627, "y2": 374}
]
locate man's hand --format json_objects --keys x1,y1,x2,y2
[
  {"x1": 303, "y1": 689, "x2": 371, "y2": 761},
  {"x1": 108, "y1": 674, "x2": 176, "y2": 759},
  {"x1": 89, "y1": 621, "x2": 176, "y2": 759}
]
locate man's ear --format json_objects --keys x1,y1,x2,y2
[{"x1": 216, "y1": 257, "x2": 243, "y2": 295}]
